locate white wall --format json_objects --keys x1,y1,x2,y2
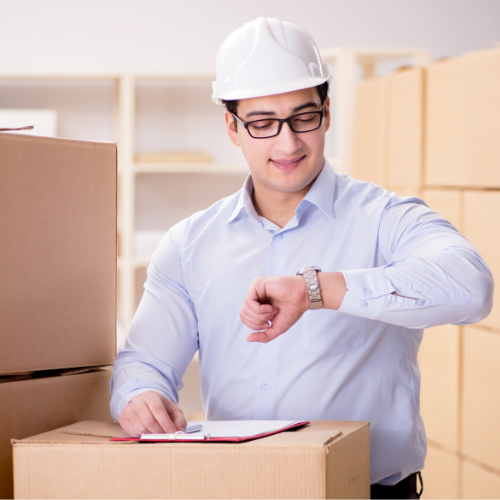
[{"x1": 1, "y1": 0, "x2": 499, "y2": 74}]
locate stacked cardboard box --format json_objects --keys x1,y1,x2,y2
[
  {"x1": 353, "y1": 46, "x2": 500, "y2": 498},
  {"x1": 0, "y1": 133, "x2": 117, "y2": 498}
]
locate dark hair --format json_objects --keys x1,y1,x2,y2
[{"x1": 222, "y1": 80, "x2": 330, "y2": 131}]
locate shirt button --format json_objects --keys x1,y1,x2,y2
[
  {"x1": 360, "y1": 301, "x2": 368, "y2": 308},
  {"x1": 276, "y1": 233, "x2": 283, "y2": 239},
  {"x1": 365, "y1": 287, "x2": 372, "y2": 296},
  {"x1": 261, "y1": 382, "x2": 268, "y2": 389},
  {"x1": 416, "y1": 299, "x2": 424, "y2": 306}
]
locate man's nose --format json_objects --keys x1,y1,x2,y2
[{"x1": 274, "y1": 121, "x2": 302, "y2": 153}]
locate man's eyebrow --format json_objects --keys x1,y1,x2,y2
[{"x1": 244, "y1": 101, "x2": 321, "y2": 119}]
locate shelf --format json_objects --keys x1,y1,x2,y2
[
  {"x1": 133, "y1": 162, "x2": 249, "y2": 174},
  {"x1": 118, "y1": 257, "x2": 151, "y2": 269}
]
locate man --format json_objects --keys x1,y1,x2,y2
[{"x1": 111, "y1": 17, "x2": 493, "y2": 499}]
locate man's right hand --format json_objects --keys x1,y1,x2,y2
[{"x1": 118, "y1": 390, "x2": 187, "y2": 437}]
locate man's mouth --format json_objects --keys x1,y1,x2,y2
[{"x1": 270, "y1": 155, "x2": 306, "y2": 171}]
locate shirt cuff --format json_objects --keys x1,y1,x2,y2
[{"x1": 338, "y1": 268, "x2": 395, "y2": 320}]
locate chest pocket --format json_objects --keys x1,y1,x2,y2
[{"x1": 300, "y1": 308, "x2": 368, "y2": 356}]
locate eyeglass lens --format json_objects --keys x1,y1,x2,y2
[{"x1": 247, "y1": 112, "x2": 322, "y2": 138}]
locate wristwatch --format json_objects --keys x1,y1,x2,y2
[{"x1": 296, "y1": 266, "x2": 323, "y2": 309}]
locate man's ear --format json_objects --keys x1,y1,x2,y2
[
  {"x1": 225, "y1": 111, "x2": 240, "y2": 147},
  {"x1": 323, "y1": 96, "x2": 331, "y2": 133}
]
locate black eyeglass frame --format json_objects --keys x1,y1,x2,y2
[{"x1": 232, "y1": 107, "x2": 324, "y2": 139}]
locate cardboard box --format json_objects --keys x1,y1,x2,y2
[
  {"x1": 463, "y1": 48, "x2": 500, "y2": 188},
  {"x1": 386, "y1": 67, "x2": 424, "y2": 189},
  {"x1": 421, "y1": 189, "x2": 461, "y2": 230},
  {"x1": 463, "y1": 191, "x2": 500, "y2": 329},
  {"x1": 0, "y1": 133, "x2": 117, "y2": 375},
  {"x1": 462, "y1": 326, "x2": 500, "y2": 472},
  {"x1": 462, "y1": 459, "x2": 500, "y2": 499},
  {"x1": 425, "y1": 57, "x2": 466, "y2": 187},
  {"x1": 421, "y1": 445, "x2": 459, "y2": 499},
  {"x1": 425, "y1": 48, "x2": 500, "y2": 188},
  {"x1": 419, "y1": 325, "x2": 460, "y2": 452},
  {"x1": 352, "y1": 77, "x2": 387, "y2": 186},
  {"x1": 13, "y1": 420, "x2": 370, "y2": 499},
  {"x1": 0, "y1": 368, "x2": 113, "y2": 499}
]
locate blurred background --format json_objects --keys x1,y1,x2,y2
[{"x1": 1, "y1": 1, "x2": 499, "y2": 498}]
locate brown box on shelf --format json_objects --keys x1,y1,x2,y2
[
  {"x1": 352, "y1": 77, "x2": 387, "y2": 186},
  {"x1": 135, "y1": 151, "x2": 212, "y2": 164},
  {"x1": 425, "y1": 57, "x2": 467, "y2": 187},
  {"x1": 13, "y1": 420, "x2": 370, "y2": 499},
  {"x1": 0, "y1": 133, "x2": 117, "y2": 375},
  {"x1": 462, "y1": 326, "x2": 500, "y2": 472},
  {"x1": 0, "y1": 368, "x2": 113, "y2": 499},
  {"x1": 463, "y1": 47, "x2": 500, "y2": 187},
  {"x1": 425, "y1": 48, "x2": 500, "y2": 188},
  {"x1": 463, "y1": 191, "x2": 500, "y2": 330},
  {"x1": 418, "y1": 324, "x2": 460, "y2": 452},
  {"x1": 386, "y1": 67, "x2": 424, "y2": 189}
]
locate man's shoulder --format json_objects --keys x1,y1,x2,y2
[
  {"x1": 334, "y1": 173, "x2": 425, "y2": 214},
  {"x1": 169, "y1": 189, "x2": 242, "y2": 242}
]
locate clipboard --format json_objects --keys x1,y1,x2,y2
[{"x1": 110, "y1": 420, "x2": 310, "y2": 443}]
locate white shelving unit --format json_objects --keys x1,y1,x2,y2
[{"x1": 0, "y1": 46, "x2": 429, "y2": 333}]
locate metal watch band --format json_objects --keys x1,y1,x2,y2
[{"x1": 296, "y1": 266, "x2": 323, "y2": 309}]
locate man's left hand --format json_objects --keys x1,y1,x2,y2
[{"x1": 239, "y1": 276, "x2": 310, "y2": 343}]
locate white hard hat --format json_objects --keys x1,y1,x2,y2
[{"x1": 212, "y1": 17, "x2": 331, "y2": 105}]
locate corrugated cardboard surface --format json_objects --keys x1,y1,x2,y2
[
  {"x1": 0, "y1": 133, "x2": 117, "y2": 375},
  {"x1": 13, "y1": 420, "x2": 370, "y2": 499},
  {"x1": 0, "y1": 369, "x2": 113, "y2": 499}
]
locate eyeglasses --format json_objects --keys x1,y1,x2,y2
[{"x1": 232, "y1": 107, "x2": 324, "y2": 139}]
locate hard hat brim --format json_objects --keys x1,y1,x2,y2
[{"x1": 212, "y1": 75, "x2": 331, "y2": 105}]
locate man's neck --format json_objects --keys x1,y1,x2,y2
[{"x1": 251, "y1": 178, "x2": 312, "y2": 229}]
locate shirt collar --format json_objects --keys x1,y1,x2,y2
[
  {"x1": 296, "y1": 157, "x2": 336, "y2": 220},
  {"x1": 227, "y1": 157, "x2": 336, "y2": 224},
  {"x1": 227, "y1": 173, "x2": 259, "y2": 224}
]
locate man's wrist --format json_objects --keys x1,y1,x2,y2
[{"x1": 317, "y1": 272, "x2": 348, "y2": 310}]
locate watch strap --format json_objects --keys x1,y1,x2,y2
[{"x1": 297, "y1": 266, "x2": 323, "y2": 309}]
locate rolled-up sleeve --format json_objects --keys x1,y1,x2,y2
[
  {"x1": 338, "y1": 201, "x2": 494, "y2": 329},
  {"x1": 110, "y1": 220, "x2": 199, "y2": 421}
]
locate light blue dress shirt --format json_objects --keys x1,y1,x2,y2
[{"x1": 111, "y1": 159, "x2": 493, "y2": 485}]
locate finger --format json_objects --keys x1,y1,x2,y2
[
  {"x1": 240, "y1": 315, "x2": 270, "y2": 331},
  {"x1": 146, "y1": 398, "x2": 177, "y2": 433},
  {"x1": 247, "y1": 331, "x2": 270, "y2": 343},
  {"x1": 246, "y1": 300, "x2": 275, "y2": 314},
  {"x1": 135, "y1": 401, "x2": 166, "y2": 434},
  {"x1": 167, "y1": 403, "x2": 188, "y2": 432},
  {"x1": 240, "y1": 307, "x2": 276, "y2": 324}
]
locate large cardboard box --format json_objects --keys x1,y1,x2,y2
[
  {"x1": 463, "y1": 48, "x2": 500, "y2": 188},
  {"x1": 425, "y1": 57, "x2": 466, "y2": 187},
  {"x1": 13, "y1": 420, "x2": 370, "y2": 499},
  {"x1": 0, "y1": 133, "x2": 117, "y2": 375},
  {"x1": 419, "y1": 325, "x2": 460, "y2": 452},
  {"x1": 352, "y1": 77, "x2": 387, "y2": 186},
  {"x1": 386, "y1": 67, "x2": 424, "y2": 189},
  {"x1": 462, "y1": 326, "x2": 500, "y2": 472},
  {"x1": 463, "y1": 191, "x2": 499, "y2": 330},
  {"x1": 0, "y1": 368, "x2": 113, "y2": 499},
  {"x1": 425, "y1": 48, "x2": 500, "y2": 188}
]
